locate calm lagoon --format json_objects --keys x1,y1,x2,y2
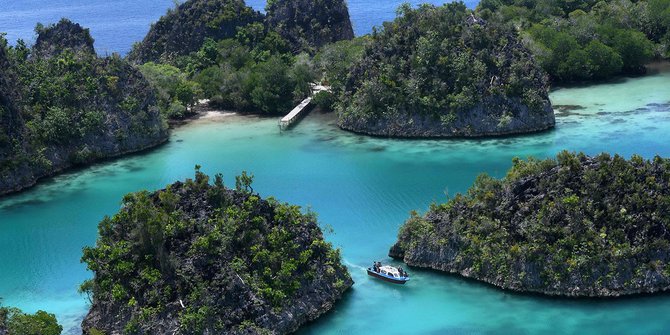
[{"x1": 1, "y1": 68, "x2": 670, "y2": 334}]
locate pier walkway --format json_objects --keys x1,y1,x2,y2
[{"x1": 279, "y1": 85, "x2": 330, "y2": 130}]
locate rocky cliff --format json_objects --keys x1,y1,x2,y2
[
  {"x1": 338, "y1": 3, "x2": 555, "y2": 138},
  {"x1": 0, "y1": 44, "x2": 26, "y2": 175},
  {"x1": 266, "y1": 0, "x2": 354, "y2": 53},
  {"x1": 81, "y1": 170, "x2": 353, "y2": 334},
  {"x1": 0, "y1": 20, "x2": 168, "y2": 196},
  {"x1": 33, "y1": 18, "x2": 96, "y2": 58},
  {"x1": 391, "y1": 152, "x2": 670, "y2": 297},
  {"x1": 128, "y1": 0, "x2": 263, "y2": 64}
]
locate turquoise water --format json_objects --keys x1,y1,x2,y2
[
  {"x1": 1, "y1": 68, "x2": 670, "y2": 334},
  {"x1": 0, "y1": 0, "x2": 479, "y2": 55}
]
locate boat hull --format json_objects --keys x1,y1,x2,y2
[{"x1": 367, "y1": 269, "x2": 409, "y2": 284}]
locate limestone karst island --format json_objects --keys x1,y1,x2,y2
[{"x1": 1, "y1": 0, "x2": 670, "y2": 334}]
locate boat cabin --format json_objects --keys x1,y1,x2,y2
[
  {"x1": 368, "y1": 262, "x2": 410, "y2": 284},
  {"x1": 379, "y1": 265, "x2": 402, "y2": 278}
]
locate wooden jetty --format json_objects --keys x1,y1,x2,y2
[{"x1": 279, "y1": 85, "x2": 329, "y2": 131}]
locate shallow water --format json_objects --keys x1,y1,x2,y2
[
  {"x1": 0, "y1": 0, "x2": 479, "y2": 55},
  {"x1": 1, "y1": 68, "x2": 670, "y2": 333}
]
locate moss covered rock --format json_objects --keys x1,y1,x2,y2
[
  {"x1": 392, "y1": 152, "x2": 670, "y2": 297},
  {"x1": 81, "y1": 169, "x2": 353, "y2": 334},
  {"x1": 338, "y1": 3, "x2": 554, "y2": 138},
  {"x1": 128, "y1": 0, "x2": 263, "y2": 64},
  {"x1": 0, "y1": 20, "x2": 168, "y2": 196},
  {"x1": 266, "y1": 0, "x2": 354, "y2": 53},
  {"x1": 33, "y1": 18, "x2": 96, "y2": 58}
]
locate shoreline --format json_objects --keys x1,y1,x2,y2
[{"x1": 0, "y1": 136, "x2": 170, "y2": 199}]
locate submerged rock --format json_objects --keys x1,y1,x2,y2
[
  {"x1": 81, "y1": 170, "x2": 353, "y2": 334},
  {"x1": 391, "y1": 152, "x2": 670, "y2": 297},
  {"x1": 338, "y1": 3, "x2": 555, "y2": 138},
  {"x1": 266, "y1": 0, "x2": 354, "y2": 53}
]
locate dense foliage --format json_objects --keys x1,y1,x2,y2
[
  {"x1": 392, "y1": 152, "x2": 670, "y2": 296},
  {"x1": 477, "y1": 0, "x2": 670, "y2": 82},
  {"x1": 128, "y1": 0, "x2": 263, "y2": 64},
  {"x1": 32, "y1": 19, "x2": 95, "y2": 58},
  {"x1": 312, "y1": 37, "x2": 368, "y2": 102},
  {"x1": 0, "y1": 20, "x2": 167, "y2": 195},
  {"x1": 138, "y1": 62, "x2": 202, "y2": 119},
  {"x1": 266, "y1": 0, "x2": 354, "y2": 53},
  {"x1": 81, "y1": 168, "x2": 352, "y2": 334},
  {"x1": 183, "y1": 32, "x2": 317, "y2": 115},
  {"x1": 130, "y1": 0, "x2": 356, "y2": 116},
  {"x1": 337, "y1": 2, "x2": 554, "y2": 137},
  {"x1": 0, "y1": 304, "x2": 62, "y2": 335}
]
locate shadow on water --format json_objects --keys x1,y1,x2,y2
[
  {"x1": 297, "y1": 261, "x2": 670, "y2": 335},
  {"x1": 406, "y1": 265, "x2": 670, "y2": 304},
  {"x1": 0, "y1": 139, "x2": 172, "y2": 206},
  {"x1": 296, "y1": 287, "x2": 358, "y2": 335}
]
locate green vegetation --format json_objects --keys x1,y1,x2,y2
[
  {"x1": 0, "y1": 303, "x2": 62, "y2": 335},
  {"x1": 130, "y1": 0, "x2": 355, "y2": 117},
  {"x1": 477, "y1": 0, "x2": 670, "y2": 82},
  {"x1": 265, "y1": 0, "x2": 355, "y2": 53},
  {"x1": 170, "y1": 32, "x2": 317, "y2": 114},
  {"x1": 138, "y1": 62, "x2": 201, "y2": 119},
  {"x1": 81, "y1": 167, "x2": 352, "y2": 334},
  {"x1": 136, "y1": 21, "x2": 315, "y2": 116},
  {"x1": 313, "y1": 37, "x2": 368, "y2": 96},
  {"x1": 16, "y1": 49, "x2": 121, "y2": 145},
  {"x1": 337, "y1": 2, "x2": 554, "y2": 137},
  {"x1": 392, "y1": 152, "x2": 670, "y2": 296},
  {"x1": 128, "y1": 0, "x2": 263, "y2": 64},
  {"x1": 0, "y1": 19, "x2": 167, "y2": 195}
]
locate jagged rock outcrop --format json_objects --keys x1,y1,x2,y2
[
  {"x1": 0, "y1": 20, "x2": 168, "y2": 196},
  {"x1": 33, "y1": 18, "x2": 96, "y2": 58},
  {"x1": 266, "y1": 0, "x2": 354, "y2": 53},
  {"x1": 338, "y1": 3, "x2": 555, "y2": 138},
  {"x1": 391, "y1": 152, "x2": 670, "y2": 297},
  {"x1": 128, "y1": 0, "x2": 263, "y2": 64},
  {"x1": 81, "y1": 171, "x2": 353, "y2": 334}
]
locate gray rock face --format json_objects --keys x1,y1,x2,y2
[
  {"x1": 33, "y1": 19, "x2": 96, "y2": 58},
  {"x1": 339, "y1": 96, "x2": 555, "y2": 138},
  {"x1": 128, "y1": 0, "x2": 263, "y2": 64},
  {"x1": 337, "y1": 5, "x2": 555, "y2": 138},
  {"x1": 81, "y1": 180, "x2": 353, "y2": 334},
  {"x1": 391, "y1": 153, "x2": 670, "y2": 297},
  {"x1": 266, "y1": 0, "x2": 354, "y2": 53}
]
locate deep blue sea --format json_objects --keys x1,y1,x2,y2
[{"x1": 0, "y1": 0, "x2": 479, "y2": 55}]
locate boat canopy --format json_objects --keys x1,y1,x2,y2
[{"x1": 380, "y1": 265, "x2": 401, "y2": 277}]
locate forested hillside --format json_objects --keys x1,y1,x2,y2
[
  {"x1": 477, "y1": 0, "x2": 670, "y2": 82},
  {"x1": 0, "y1": 19, "x2": 167, "y2": 195},
  {"x1": 337, "y1": 3, "x2": 555, "y2": 137},
  {"x1": 392, "y1": 152, "x2": 670, "y2": 296}
]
